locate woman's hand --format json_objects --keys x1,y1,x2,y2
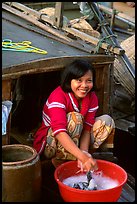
[{"x1": 77, "y1": 150, "x2": 98, "y2": 172}]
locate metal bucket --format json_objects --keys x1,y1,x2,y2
[{"x1": 2, "y1": 144, "x2": 42, "y2": 202}]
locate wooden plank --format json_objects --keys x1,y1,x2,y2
[
  {"x1": 113, "y1": 2, "x2": 135, "y2": 20},
  {"x1": 4, "y1": 2, "x2": 54, "y2": 26},
  {"x1": 10, "y1": 129, "x2": 33, "y2": 146},
  {"x1": 2, "y1": 12, "x2": 94, "y2": 54},
  {"x1": 53, "y1": 2, "x2": 64, "y2": 28},
  {"x1": 2, "y1": 79, "x2": 12, "y2": 100},
  {"x1": 118, "y1": 182, "x2": 135, "y2": 202},
  {"x1": 127, "y1": 173, "x2": 135, "y2": 189},
  {"x1": 2, "y1": 3, "x2": 72, "y2": 43},
  {"x1": 3, "y1": 2, "x2": 124, "y2": 55},
  {"x1": 63, "y1": 26, "x2": 125, "y2": 55},
  {"x1": 98, "y1": 4, "x2": 135, "y2": 26},
  {"x1": 2, "y1": 55, "x2": 114, "y2": 79},
  {"x1": 102, "y1": 63, "x2": 114, "y2": 114}
]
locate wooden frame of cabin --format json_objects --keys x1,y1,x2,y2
[
  {"x1": 2, "y1": 55, "x2": 114, "y2": 145},
  {"x1": 2, "y1": 2, "x2": 115, "y2": 146}
]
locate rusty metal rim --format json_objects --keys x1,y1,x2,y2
[{"x1": 2, "y1": 144, "x2": 38, "y2": 166}]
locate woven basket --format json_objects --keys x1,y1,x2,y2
[{"x1": 114, "y1": 35, "x2": 135, "y2": 98}]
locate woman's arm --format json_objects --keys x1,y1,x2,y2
[
  {"x1": 56, "y1": 132, "x2": 86, "y2": 161},
  {"x1": 56, "y1": 131, "x2": 97, "y2": 171}
]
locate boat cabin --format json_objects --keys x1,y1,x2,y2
[{"x1": 2, "y1": 2, "x2": 135, "y2": 202}]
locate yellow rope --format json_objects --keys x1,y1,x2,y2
[{"x1": 2, "y1": 39, "x2": 48, "y2": 54}]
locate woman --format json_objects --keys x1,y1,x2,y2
[{"x1": 33, "y1": 59, "x2": 115, "y2": 172}]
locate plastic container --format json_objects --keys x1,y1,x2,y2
[
  {"x1": 54, "y1": 159, "x2": 127, "y2": 202},
  {"x1": 2, "y1": 144, "x2": 42, "y2": 202}
]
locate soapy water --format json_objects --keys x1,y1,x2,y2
[{"x1": 63, "y1": 171, "x2": 119, "y2": 190}]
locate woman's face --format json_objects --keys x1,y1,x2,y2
[{"x1": 71, "y1": 70, "x2": 93, "y2": 100}]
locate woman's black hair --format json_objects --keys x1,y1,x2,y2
[{"x1": 61, "y1": 59, "x2": 96, "y2": 92}]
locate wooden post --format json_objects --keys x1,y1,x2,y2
[
  {"x1": 2, "y1": 79, "x2": 12, "y2": 101},
  {"x1": 110, "y1": 9, "x2": 116, "y2": 30},
  {"x1": 2, "y1": 79, "x2": 12, "y2": 145},
  {"x1": 53, "y1": 2, "x2": 64, "y2": 28}
]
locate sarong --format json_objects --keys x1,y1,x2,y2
[{"x1": 44, "y1": 112, "x2": 115, "y2": 161}]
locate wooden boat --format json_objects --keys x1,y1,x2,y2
[{"x1": 2, "y1": 2, "x2": 135, "y2": 202}]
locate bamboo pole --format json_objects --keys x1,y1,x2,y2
[
  {"x1": 63, "y1": 26, "x2": 125, "y2": 55},
  {"x1": 97, "y1": 3, "x2": 135, "y2": 28},
  {"x1": 88, "y1": 2, "x2": 135, "y2": 80}
]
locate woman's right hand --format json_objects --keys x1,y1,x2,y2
[{"x1": 77, "y1": 150, "x2": 98, "y2": 172}]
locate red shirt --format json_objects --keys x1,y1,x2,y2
[{"x1": 33, "y1": 86, "x2": 98, "y2": 154}]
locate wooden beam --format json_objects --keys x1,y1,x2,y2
[
  {"x1": 97, "y1": 3, "x2": 135, "y2": 28},
  {"x1": 53, "y1": 2, "x2": 64, "y2": 28},
  {"x1": 3, "y1": 2, "x2": 124, "y2": 55},
  {"x1": 2, "y1": 15, "x2": 93, "y2": 54},
  {"x1": 2, "y1": 3, "x2": 72, "y2": 43},
  {"x1": 63, "y1": 26, "x2": 125, "y2": 55},
  {"x1": 4, "y1": 2, "x2": 53, "y2": 25},
  {"x1": 2, "y1": 55, "x2": 114, "y2": 79},
  {"x1": 2, "y1": 79, "x2": 12, "y2": 100}
]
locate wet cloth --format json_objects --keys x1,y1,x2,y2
[
  {"x1": 2, "y1": 100, "x2": 13, "y2": 135},
  {"x1": 44, "y1": 112, "x2": 115, "y2": 160}
]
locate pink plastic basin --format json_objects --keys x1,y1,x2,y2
[{"x1": 54, "y1": 159, "x2": 127, "y2": 202}]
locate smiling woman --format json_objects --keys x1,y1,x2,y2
[
  {"x1": 70, "y1": 70, "x2": 93, "y2": 102},
  {"x1": 33, "y1": 59, "x2": 115, "y2": 171}
]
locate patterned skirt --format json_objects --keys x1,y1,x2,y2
[{"x1": 44, "y1": 112, "x2": 115, "y2": 160}]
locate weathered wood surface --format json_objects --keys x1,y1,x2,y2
[
  {"x1": 98, "y1": 3, "x2": 135, "y2": 28},
  {"x1": 2, "y1": 8, "x2": 114, "y2": 82},
  {"x1": 3, "y1": 2, "x2": 124, "y2": 55},
  {"x1": 53, "y1": 2, "x2": 64, "y2": 28},
  {"x1": 39, "y1": 7, "x2": 100, "y2": 38},
  {"x1": 2, "y1": 55, "x2": 114, "y2": 80},
  {"x1": 2, "y1": 12, "x2": 94, "y2": 55},
  {"x1": 113, "y1": 2, "x2": 135, "y2": 20},
  {"x1": 2, "y1": 79, "x2": 12, "y2": 100},
  {"x1": 2, "y1": 10, "x2": 91, "y2": 74},
  {"x1": 2, "y1": 3, "x2": 72, "y2": 43},
  {"x1": 63, "y1": 26, "x2": 124, "y2": 55}
]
